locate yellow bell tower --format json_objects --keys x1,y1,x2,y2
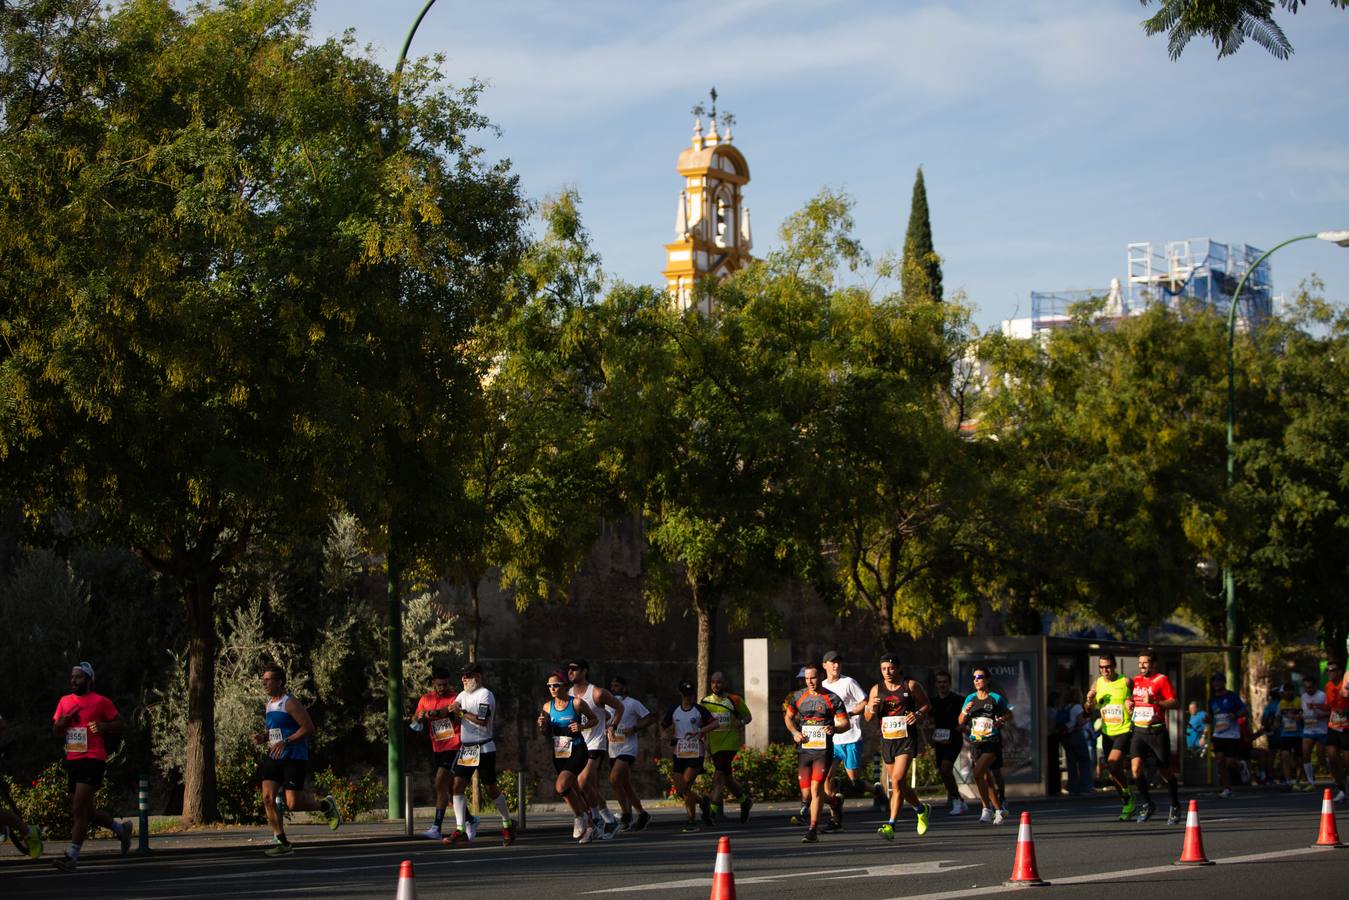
[{"x1": 663, "y1": 89, "x2": 753, "y2": 314}]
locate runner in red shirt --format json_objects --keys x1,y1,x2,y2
[
  {"x1": 50, "y1": 662, "x2": 129, "y2": 872},
  {"x1": 1324, "y1": 661, "x2": 1349, "y2": 803},
  {"x1": 1128, "y1": 649, "x2": 1181, "y2": 824},
  {"x1": 411, "y1": 668, "x2": 460, "y2": 840}
]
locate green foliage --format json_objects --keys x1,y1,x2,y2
[
  {"x1": 215, "y1": 747, "x2": 264, "y2": 825},
  {"x1": 902, "y1": 167, "x2": 943, "y2": 302},
  {"x1": 311, "y1": 766, "x2": 382, "y2": 823},
  {"x1": 4, "y1": 762, "x2": 116, "y2": 837},
  {"x1": 1139, "y1": 1, "x2": 1347, "y2": 60},
  {"x1": 474, "y1": 769, "x2": 535, "y2": 814},
  {"x1": 654, "y1": 744, "x2": 802, "y2": 802}
]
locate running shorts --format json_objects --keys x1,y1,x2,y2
[
  {"x1": 1100, "y1": 731, "x2": 1131, "y2": 755},
  {"x1": 672, "y1": 756, "x2": 705, "y2": 775},
  {"x1": 433, "y1": 750, "x2": 458, "y2": 771},
  {"x1": 552, "y1": 747, "x2": 587, "y2": 776},
  {"x1": 932, "y1": 740, "x2": 961, "y2": 766},
  {"x1": 1276, "y1": 736, "x2": 1302, "y2": 755},
  {"x1": 453, "y1": 748, "x2": 497, "y2": 784},
  {"x1": 710, "y1": 750, "x2": 736, "y2": 774},
  {"x1": 65, "y1": 758, "x2": 107, "y2": 791},
  {"x1": 1129, "y1": 729, "x2": 1171, "y2": 768},
  {"x1": 970, "y1": 739, "x2": 1003, "y2": 770},
  {"x1": 1302, "y1": 733, "x2": 1327, "y2": 747},
  {"x1": 1211, "y1": 737, "x2": 1243, "y2": 757},
  {"x1": 832, "y1": 741, "x2": 862, "y2": 770},
  {"x1": 258, "y1": 757, "x2": 309, "y2": 792},
  {"x1": 881, "y1": 737, "x2": 918, "y2": 764},
  {"x1": 609, "y1": 753, "x2": 636, "y2": 765},
  {"x1": 1327, "y1": 731, "x2": 1348, "y2": 750}
]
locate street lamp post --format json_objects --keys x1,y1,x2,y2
[{"x1": 1223, "y1": 229, "x2": 1349, "y2": 691}]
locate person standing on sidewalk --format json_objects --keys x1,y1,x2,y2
[
  {"x1": 51, "y1": 662, "x2": 130, "y2": 872},
  {"x1": 411, "y1": 668, "x2": 460, "y2": 840},
  {"x1": 253, "y1": 664, "x2": 338, "y2": 856}
]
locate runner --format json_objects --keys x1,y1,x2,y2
[
  {"x1": 1324, "y1": 661, "x2": 1348, "y2": 802},
  {"x1": 821, "y1": 651, "x2": 868, "y2": 812},
  {"x1": 1085, "y1": 653, "x2": 1135, "y2": 819},
  {"x1": 607, "y1": 675, "x2": 657, "y2": 831},
  {"x1": 927, "y1": 670, "x2": 967, "y2": 815},
  {"x1": 253, "y1": 664, "x2": 339, "y2": 857},
  {"x1": 411, "y1": 668, "x2": 460, "y2": 840},
  {"x1": 50, "y1": 662, "x2": 130, "y2": 872},
  {"x1": 864, "y1": 652, "x2": 932, "y2": 840},
  {"x1": 784, "y1": 663, "x2": 847, "y2": 842},
  {"x1": 958, "y1": 666, "x2": 1008, "y2": 824},
  {"x1": 661, "y1": 680, "x2": 716, "y2": 833},
  {"x1": 1128, "y1": 649, "x2": 1181, "y2": 824},
  {"x1": 1274, "y1": 681, "x2": 1307, "y2": 790},
  {"x1": 0, "y1": 715, "x2": 42, "y2": 860},
  {"x1": 567, "y1": 659, "x2": 625, "y2": 839},
  {"x1": 537, "y1": 671, "x2": 599, "y2": 843},
  {"x1": 699, "y1": 672, "x2": 754, "y2": 823},
  {"x1": 1206, "y1": 672, "x2": 1248, "y2": 799},
  {"x1": 441, "y1": 663, "x2": 516, "y2": 847},
  {"x1": 1301, "y1": 674, "x2": 1328, "y2": 791}
]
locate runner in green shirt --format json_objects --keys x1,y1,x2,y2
[
  {"x1": 1085, "y1": 652, "x2": 1134, "y2": 821},
  {"x1": 700, "y1": 672, "x2": 754, "y2": 823}
]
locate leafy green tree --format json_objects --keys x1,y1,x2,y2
[
  {"x1": 1139, "y1": 0, "x2": 1348, "y2": 60},
  {"x1": 0, "y1": 0, "x2": 522, "y2": 821},
  {"x1": 901, "y1": 167, "x2": 943, "y2": 302}
]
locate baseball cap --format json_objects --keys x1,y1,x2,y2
[
  {"x1": 460, "y1": 661, "x2": 483, "y2": 675},
  {"x1": 678, "y1": 680, "x2": 694, "y2": 694},
  {"x1": 822, "y1": 650, "x2": 841, "y2": 663}
]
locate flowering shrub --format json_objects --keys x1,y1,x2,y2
[
  {"x1": 311, "y1": 767, "x2": 382, "y2": 822},
  {"x1": 4, "y1": 761, "x2": 116, "y2": 836}
]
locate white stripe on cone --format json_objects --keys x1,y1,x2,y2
[
  {"x1": 1187, "y1": 809, "x2": 1199, "y2": 828},
  {"x1": 1324, "y1": 797, "x2": 1334, "y2": 814},
  {"x1": 715, "y1": 852, "x2": 733, "y2": 875},
  {"x1": 1018, "y1": 823, "x2": 1032, "y2": 842}
]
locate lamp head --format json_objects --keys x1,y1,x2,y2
[{"x1": 1317, "y1": 230, "x2": 1349, "y2": 248}]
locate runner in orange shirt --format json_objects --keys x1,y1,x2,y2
[
  {"x1": 411, "y1": 668, "x2": 460, "y2": 840},
  {"x1": 50, "y1": 662, "x2": 129, "y2": 872}
]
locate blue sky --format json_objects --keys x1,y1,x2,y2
[{"x1": 308, "y1": 1, "x2": 1349, "y2": 331}]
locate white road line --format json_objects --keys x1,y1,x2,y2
[{"x1": 582, "y1": 860, "x2": 981, "y2": 894}]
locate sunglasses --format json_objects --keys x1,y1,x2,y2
[
  {"x1": 1098, "y1": 665, "x2": 1113, "y2": 670},
  {"x1": 972, "y1": 675, "x2": 987, "y2": 680},
  {"x1": 566, "y1": 665, "x2": 580, "y2": 671},
  {"x1": 547, "y1": 684, "x2": 565, "y2": 689}
]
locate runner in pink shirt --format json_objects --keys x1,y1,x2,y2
[{"x1": 50, "y1": 662, "x2": 129, "y2": 872}]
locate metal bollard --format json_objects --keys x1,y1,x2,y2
[
  {"x1": 136, "y1": 777, "x2": 151, "y2": 853},
  {"x1": 516, "y1": 770, "x2": 526, "y2": 832},
  {"x1": 403, "y1": 774, "x2": 413, "y2": 836}
]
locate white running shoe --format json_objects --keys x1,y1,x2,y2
[
  {"x1": 572, "y1": 818, "x2": 584, "y2": 839},
  {"x1": 979, "y1": 807, "x2": 993, "y2": 824},
  {"x1": 600, "y1": 818, "x2": 618, "y2": 841},
  {"x1": 993, "y1": 809, "x2": 1006, "y2": 825},
  {"x1": 1334, "y1": 790, "x2": 1346, "y2": 803},
  {"x1": 422, "y1": 825, "x2": 443, "y2": 840},
  {"x1": 465, "y1": 815, "x2": 479, "y2": 841},
  {"x1": 1218, "y1": 788, "x2": 1232, "y2": 800},
  {"x1": 951, "y1": 799, "x2": 967, "y2": 816},
  {"x1": 578, "y1": 824, "x2": 595, "y2": 844}
]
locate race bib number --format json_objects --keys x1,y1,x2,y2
[
  {"x1": 932, "y1": 728, "x2": 951, "y2": 743},
  {"x1": 712, "y1": 711, "x2": 732, "y2": 728},
  {"x1": 553, "y1": 735, "x2": 576, "y2": 758},
  {"x1": 1331, "y1": 710, "x2": 1348, "y2": 730},
  {"x1": 1132, "y1": 706, "x2": 1155, "y2": 726},
  {"x1": 1214, "y1": 713, "x2": 1233, "y2": 734},
  {"x1": 801, "y1": 724, "x2": 827, "y2": 750},
  {"x1": 267, "y1": 727, "x2": 284, "y2": 747},
  {"x1": 64, "y1": 726, "x2": 89, "y2": 754},
  {"x1": 1281, "y1": 714, "x2": 1301, "y2": 734},
  {"x1": 431, "y1": 718, "x2": 455, "y2": 742},
  {"x1": 881, "y1": 716, "x2": 908, "y2": 740},
  {"x1": 1102, "y1": 704, "x2": 1124, "y2": 727},
  {"x1": 457, "y1": 745, "x2": 481, "y2": 768},
  {"x1": 676, "y1": 735, "x2": 702, "y2": 758},
  {"x1": 970, "y1": 716, "x2": 994, "y2": 740}
]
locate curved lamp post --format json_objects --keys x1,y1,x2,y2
[
  {"x1": 386, "y1": 0, "x2": 439, "y2": 821},
  {"x1": 1223, "y1": 229, "x2": 1349, "y2": 690}
]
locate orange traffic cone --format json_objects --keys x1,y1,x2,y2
[
  {"x1": 710, "y1": 835, "x2": 737, "y2": 900},
  {"x1": 1175, "y1": 799, "x2": 1215, "y2": 866},
  {"x1": 1312, "y1": 788, "x2": 1345, "y2": 848},
  {"x1": 1003, "y1": 811, "x2": 1049, "y2": 887},
  {"x1": 396, "y1": 859, "x2": 418, "y2": 900}
]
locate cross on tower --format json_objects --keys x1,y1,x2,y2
[{"x1": 690, "y1": 88, "x2": 734, "y2": 132}]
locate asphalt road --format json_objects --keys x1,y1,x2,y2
[{"x1": 3, "y1": 791, "x2": 1345, "y2": 898}]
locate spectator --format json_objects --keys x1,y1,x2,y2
[{"x1": 1186, "y1": 700, "x2": 1208, "y2": 753}]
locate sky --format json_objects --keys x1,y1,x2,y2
[{"x1": 307, "y1": 0, "x2": 1349, "y2": 331}]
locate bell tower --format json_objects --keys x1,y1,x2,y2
[{"x1": 663, "y1": 88, "x2": 753, "y2": 314}]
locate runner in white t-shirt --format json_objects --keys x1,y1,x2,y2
[
  {"x1": 821, "y1": 650, "x2": 867, "y2": 832},
  {"x1": 442, "y1": 662, "x2": 516, "y2": 846},
  {"x1": 568, "y1": 659, "x2": 625, "y2": 839},
  {"x1": 606, "y1": 675, "x2": 657, "y2": 831},
  {"x1": 1301, "y1": 678, "x2": 1329, "y2": 789}
]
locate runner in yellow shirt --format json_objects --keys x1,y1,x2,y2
[
  {"x1": 700, "y1": 672, "x2": 754, "y2": 823},
  {"x1": 1085, "y1": 653, "x2": 1134, "y2": 821}
]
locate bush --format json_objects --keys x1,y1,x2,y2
[
  {"x1": 654, "y1": 743, "x2": 801, "y2": 802},
  {"x1": 4, "y1": 761, "x2": 116, "y2": 837},
  {"x1": 479, "y1": 769, "x2": 536, "y2": 815},
  {"x1": 216, "y1": 748, "x2": 264, "y2": 824},
  {"x1": 311, "y1": 767, "x2": 383, "y2": 822}
]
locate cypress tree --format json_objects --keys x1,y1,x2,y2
[{"x1": 902, "y1": 166, "x2": 943, "y2": 302}]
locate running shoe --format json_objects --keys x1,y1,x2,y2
[
  {"x1": 501, "y1": 819, "x2": 516, "y2": 846},
  {"x1": 320, "y1": 794, "x2": 341, "y2": 831},
  {"x1": 115, "y1": 820, "x2": 131, "y2": 856},
  {"x1": 710, "y1": 802, "x2": 723, "y2": 822},
  {"x1": 578, "y1": 824, "x2": 595, "y2": 844},
  {"x1": 1136, "y1": 801, "x2": 1155, "y2": 823},
  {"x1": 791, "y1": 803, "x2": 808, "y2": 825},
  {"x1": 52, "y1": 853, "x2": 78, "y2": 872},
  {"x1": 1167, "y1": 805, "x2": 1180, "y2": 826},
  {"x1": 821, "y1": 819, "x2": 841, "y2": 833},
  {"x1": 916, "y1": 802, "x2": 931, "y2": 836},
  {"x1": 25, "y1": 825, "x2": 43, "y2": 860},
  {"x1": 993, "y1": 809, "x2": 1006, "y2": 825},
  {"x1": 422, "y1": 825, "x2": 443, "y2": 840},
  {"x1": 801, "y1": 827, "x2": 818, "y2": 843},
  {"x1": 699, "y1": 796, "x2": 714, "y2": 827},
  {"x1": 877, "y1": 822, "x2": 895, "y2": 841},
  {"x1": 950, "y1": 798, "x2": 967, "y2": 816},
  {"x1": 465, "y1": 814, "x2": 479, "y2": 841},
  {"x1": 634, "y1": 811, "x2": 651, "y2": 832},
  {"x1": 1334, "y1": 790, "x2": 1346, "y2": 803},
  {"x1": 619, "y1": 814, "x2": 633, "y2": 832},
  {"x1": 1295, "y1": 781, "x2": 1313, "y2": 792},
  {"x1": 681, "y1": 819, "x2": 700, "y2": 833},
  {"x1": 442, "y1": 829, "x2": 469, "y2": 847},
  {"x1": 1217, "y1": 788, "x2": 1232, "y2": 800},
  {"x1": 600, "y1": 817, "x2": 618, "y2": 841},
  {"x1": 740, "y1": 797, "x2": 754, "y2": 823},
  {"x1": 1120, "y1": 790, "x2": 1137, "y2": 821},
  {"x1": 572, "y1": 818, "x2": 584, "y2": 839},
  {"x1": 263, "y1": 838, "x2": 293, "y2": 857},
  {"x1": 979, "y1": 807, "x2": 993, "y2": 824}
]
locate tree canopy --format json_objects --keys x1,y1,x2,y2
[{"x1": 1139, "y1": 0, "x2": 1349, "y2": 60}]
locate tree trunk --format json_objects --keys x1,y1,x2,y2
[
  {"x1": 467, "y1": 577, "x2": 481, "y2": 665},
  {"x1": 181, "y1": 575, "x2": 219, "y2": 825},
  {"x1": 692, "y1": 582, "x2": 712, "y2": 697}
]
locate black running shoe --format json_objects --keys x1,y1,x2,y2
[
  {"x1": 1136, "y1": 801, "x2": 1155, "y2": 823},
  {"x1": 633, "y1": 811, "x2": 651, "y2": 832},
  {"x1": 1167, "y1": 805, "x2": 1180, "y2": 826},
  {"x1": 699, "y1": 796, "x2": 714, "y2": 827},
  {"x1": 740, "y1": 797, "x2": 754, "y2": 824},
  {"x1": 801, "y1": 827, "x2": 818, "y2": 843}
]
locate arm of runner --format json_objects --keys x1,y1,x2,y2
[
  {"x1": 574, "y1": 699, "x2": 598, "y2": 733},
  {"x1": 735, "y1": 695, "x2": 752, "y2": 726},
  {"x1": 284, "y1": 697, "x2": 316, "y2": 744},
  {"x1": 595, "y1": 688, "x2": 625, "y2": 724},
  {"x1": 535, "y1": 703, "x2": 548, "y2": 734},
  {"x1": 783, "y1": 705, "x2": 802, "y2": 743},
  {"x1": 863, "y1": 685, "x2": 879, "y2": 722},
  {"x1": 633, "y1": 710, "x2": 659, "y2": 732},
  {"x1": 697, "y1": 707, "x2": 717, "y2": 737},
  {"x1": 909, "y1": 681, "x2": 931, "y2": 724},
  {"x1": 89, "y1": 711, "x2": 124, "y2": 736}
]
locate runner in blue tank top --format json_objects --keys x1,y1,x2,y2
[
  {"x1": 252, "y1": 665, "x2": 339, "y2": 855},
  {"x1": 537, "y1": 672, "x2": 598, "y2": 843}
]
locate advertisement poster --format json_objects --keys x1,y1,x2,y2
[{"x1": 954, "y1": 654, "x2": 1039, "y2": 784}]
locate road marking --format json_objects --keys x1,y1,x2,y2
[{"x1": 582, "y1": 860, "x2": 981, "y2": 893}]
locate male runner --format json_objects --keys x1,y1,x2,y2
[
  {"x1": 1324, "y1": 662, "x2": 1348, "y2": 802},
  {"x1": 864, "y1": 652, "x2": 932, "y2": 839},
  {"x1": 0, "y1": 714, "x2": 43, "y2": 859},
  {"x1": 1128, "y1": 649, "x2": 1181, "y2": 824},
  {"x1": 662, "y1": 680, "x2": 716, "y2": 832},
  {"x1": 1085, "y1": 653, "x2": 1134, "y2": 819},
  {"x1": 568, "y1": 659, "x2": 624, "y2": 839},
  {"x1": 1301, "y1": 675, "x2": 1328, "y2": 790},
  {"x1": 927, "y1": 670, "x2": 967, "y2": 815},
  {"x1": 822, "y1": 651, "x2": 868, "y2": 813},
  {"x1": 51, "y1": 662, "x2": 130, "y2": 872},
  {"x1": 1274, "y1": 682, "x2": 1307, "y2": 790},
  {"x1": 441, "y1": 663, "x2": 515, "y2": 846},
  {"x1": 253, "y1": 664, "x2": 338, "y2": 857},
  {"x1": 784, "y1": 663, "x2": 846, "y2": 842},
  {"x1": 607, "y1": 675, "x2": 656, "y2": 831},
  {"x1": 699, "y1": 672, "x2": 754, "y2": 823},
  {"x1": 958, "y1": 666, "x2": 1009, "y2": 824},
  {"x1": 1206, "y1": 672, "x2": 1248, "y2": 799},
  {"x1": 411, "y1": 668, "x2": 460, "y2": 839}
]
